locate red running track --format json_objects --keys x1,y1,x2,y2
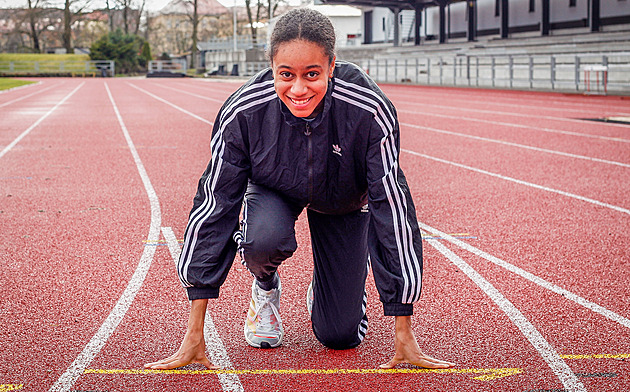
[{"x1": 1, "y1": 78, "x2": 629, "y2": 392}]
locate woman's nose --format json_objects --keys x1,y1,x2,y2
[{"x1": 291, "y1": 78, "x2": 308, "y2": 96}]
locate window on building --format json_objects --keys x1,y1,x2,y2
[
  {"x1": 569, "y1": 0, "x2": 576, "y2": 6},
  {"x1": 495, "y1": 0, "x2": 500, "y2": 16},
  {"x1": 529, "y1": 0, "x2": 535, "y2": 12}
]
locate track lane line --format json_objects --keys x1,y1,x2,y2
[
  {"x1": 403, "y1": 149, "x2": 630, "y2": 215},
  {"x1": 398, "y1": 108, "x2": 630, "y2": 144},
  {"x1": 161, "y1": 227, "x2": 244, "y2": 392},
  {"x1": 126, "y1": 82, "x2": 214, "y2": 126},
  {"x1": 0, "y1": 82, "x2": 84, "y2": 159},
  {"x1": 49, "y1": 82, "x2": 162, "y2": 392},
  {"x1": 385, "y1": 89, "x2": 630, "y2": 118},
  {"x1": 419, "y1": 221, "x2": 630, "y2": 330},
  {"x1": 151, "y1": 82, "x2": 227, "y2": 103},
  {"x1": 0, "y1": 81, "x2": 54, "y2": 108},
  {"x1": 424, "y1": 235, "x2": 586, "y2": 392},
  {"x1": 388, "y1": 92, "x2": 630, "y2": 131},
  {"x1": 402, "y1": 122, "x2": 630, "y2": 167}
]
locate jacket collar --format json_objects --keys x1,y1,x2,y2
[{"x1": 279, "y1": 78, "x2": 334, "y2": 129}]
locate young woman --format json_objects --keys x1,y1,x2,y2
[{"x1": 145, "y1": 7, "x2": 454, "y2": 370}]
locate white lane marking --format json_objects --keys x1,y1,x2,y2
[
  {"x1": 162, "y1": 226, "x2": 244, "y2": 392},
  {"x1": 387, "y1": 90, "x2": 630, "y2": 120},
  {"x1": 161, "y1": 226, "x2": 181, "y2": 268},
  {"x1": 424, "y1": 236, "x2": 587, "y2": 392},
  {"x1": 126, "y1": 82, "x2": 214, "y2": 126},
  {"x1": 0, "y1": 83, "x2": 83, "y2": 159},
  {"x1": 153, "y1": 82, "x2": 226, "y2": 104},
  {"x1": 204, "y1": 298, "x2": 244, "y2": 391},
  {"x1": 0, "y1": 81, "x2": 51, "y2": 108},
  {"x1": 403, "y1": 149, "x2": 630, "y2": 215},
  {"x1": 399, "y1": 108, "x2": 630, "y2": 144},
  {"x1": 419, "y1": 221, "x2": 630, "y2": 329},
  {"x1": 403, "y1": 122, "x2": 630, "y2": 167},
  {"x1": 49, "y1": 82, "x2": 162, "y2": 392}
]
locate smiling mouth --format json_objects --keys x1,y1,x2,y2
[{"x1": 289, "y1": 96, "x2": 313, "y2": 106}]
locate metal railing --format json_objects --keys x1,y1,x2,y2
[
  {"x1": 204, "y1": 52, "x2": 628, "y2": 94},
  {"x1": 0, "y1": 60, "x2": 115, "y2": 77},
  {"x1": 348, "y1": 52, "x2": 630, "y2": 95},
  {"x1": 148, "y1": 59, "x2": 187, "y2": 74}
]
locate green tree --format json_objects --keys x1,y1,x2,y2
[
  {"x1": 89, "y1": 29, "x2": 144, "y2": 74},
  {"x1": 139, "y1": 40, "x2": 152, "y2": 68}
]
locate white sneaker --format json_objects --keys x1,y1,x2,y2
[
  {"x1": 244, "y1": 279, "x2": 283, "y2": 348},
  {"x1": 306, "y1": 281, "x2": 313, "y2": 315}
]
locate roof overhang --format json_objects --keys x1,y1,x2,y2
[{"x1": 319, "y1": 0, "x2": 465, "y2": 11}]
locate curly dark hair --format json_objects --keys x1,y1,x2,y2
[{"x1": 268, "y1": 8, "x2": 336, "y2": 64}]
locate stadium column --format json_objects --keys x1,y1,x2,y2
[
  {"x1": 392, "y1": 7, "x2": 400, "y2": 47},
  {"x1": 414, "y1": 5, "x2": 424, "y2": 46},
  {"x1": 467, "y1": 0, "x2": 476, "y2": 42},
  {"x1": 500, "y1": 0, "x2": 509, "y2": 39},
  {"x1": 590, "y1": 0, "x2": 600, "y2": 32},
  {"x1": 541, "y1": 0, "x2": 550, "y2": 36},
  {"x1": 437, "y1": 0, "x2": 448, "y2": 43}
]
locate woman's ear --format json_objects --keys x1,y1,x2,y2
[{"x1": 329, "y1": 56, "x2": 336, "y2": 80}]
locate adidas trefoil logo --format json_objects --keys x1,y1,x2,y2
[{"x1": 332, "y1": 144, "x2": 342, "y2": 156}]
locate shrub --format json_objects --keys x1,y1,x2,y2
[{"x1": 89, "y1": 29, "x2": 147, "y2": 74}]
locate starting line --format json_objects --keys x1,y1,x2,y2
[{"x1": 83, "y1": 367, "x2": 521, "y2": 381}]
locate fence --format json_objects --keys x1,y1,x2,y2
[
  {"x1": 349, "y1": 52, "x2": 629, "y2": 95},
  {"x1": 148, "y1": 59, "x2": 187, "y2": 76},
  {"x1": 0, "y1": 60, "x2": 115, "y2": 77}
]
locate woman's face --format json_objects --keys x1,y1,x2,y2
[{"x1": 272, "y1": 39, "x2": 335, "y2": 118}]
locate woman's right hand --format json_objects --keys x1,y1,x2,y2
[{"x1": 144, "y1": 298, "x2": 217, "y2": 370}]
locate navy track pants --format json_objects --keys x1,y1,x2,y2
[{"x1": 236, "y1": 183, "x2": 369, "y2": 349}]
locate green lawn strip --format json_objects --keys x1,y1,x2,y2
[
  {"x1": 0, "y1": 53, "x2": 93, "y2": 74},
  {"x1": 0, "y1": 78, "x2": 37, "y2": 91},
  {"x1": 0, "y1": 53, "x2": 89, "y2": 62}
]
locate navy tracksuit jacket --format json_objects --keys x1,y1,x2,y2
[{"x1": 177, "y1": 61, "x2": 423, "y2": 317}]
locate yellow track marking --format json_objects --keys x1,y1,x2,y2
[
  {"x1": 560, "y1": 353, "x2": 630, "y2": 360},
  {"x1": 84, "y1": 367, "x2": 521, "y2": 381},
  {"x1": 0, "y1": 385, "x2": 24, "y2": 392}
]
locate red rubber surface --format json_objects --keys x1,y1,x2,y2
[{"x1": 1, "y1": 78, "x2": 628, "y2": 392}]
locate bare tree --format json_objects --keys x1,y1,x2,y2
[
  {"x1": 244, "y1": 0, "x2": 285, "y2": 44},
  {"x1": 22, "y1": 0, "x2": 55, "y2": 53},
  {"x1": 134, "y1": 0, "x2": 146, "y2": 35},
  {"x1": 62, "y1": 0, "x2": 92, "y2": 53},
  {"x1": 105, "y1": 0, "x2": 114, "y2": 31},
  {"x1": 191, "y1": 0, "x2": 198, "y2": 68},
  {"x1": 266, "y1": 0, "x2": 282, "y2": 20},
  {"x1": 170, "y1": 0, "x2": 200, "y2": 69},
  {"x1": 244, "y1": 0, "x2": 263, "y2": 43}
]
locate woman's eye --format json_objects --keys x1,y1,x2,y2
[
  {"x1": 280, "y1": 71, "x2": 292, "y2": 78},
  {"x1": 307, "y1": 71, "x2": 319, "y2": 78}
]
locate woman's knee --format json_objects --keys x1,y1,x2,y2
[{"x1": 313, "y1": 325, "x2": 363, "y2": 350}]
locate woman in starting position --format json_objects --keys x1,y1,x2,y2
[{"x1": 146, "y1": 7, "x2": 454, "y2": 370}]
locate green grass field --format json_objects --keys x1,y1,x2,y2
[
  {"x1": 0, "y1": 78, "x2": 36, "y2": 91},
  {"x1": 0, "y1": 53, "x2": 102, "y2": 76},
  {"x1": 0, "y1": 53, "x2": 90, "y2": 62}
]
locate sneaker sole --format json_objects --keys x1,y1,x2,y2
[{"x1": 244, "y1": 323, "x2": 283, "y2": 348}]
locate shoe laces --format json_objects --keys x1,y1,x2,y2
[{"x1": 253, "y1": 288, "x2": 281, "y2": 333}]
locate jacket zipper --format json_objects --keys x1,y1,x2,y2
[{"x1": 305, "y1": 122, "x2": 313, "y2": 206}]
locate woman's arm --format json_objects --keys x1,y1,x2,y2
[{"x1": 144, "y1": 299, "x2": 216, "y2": 370}]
